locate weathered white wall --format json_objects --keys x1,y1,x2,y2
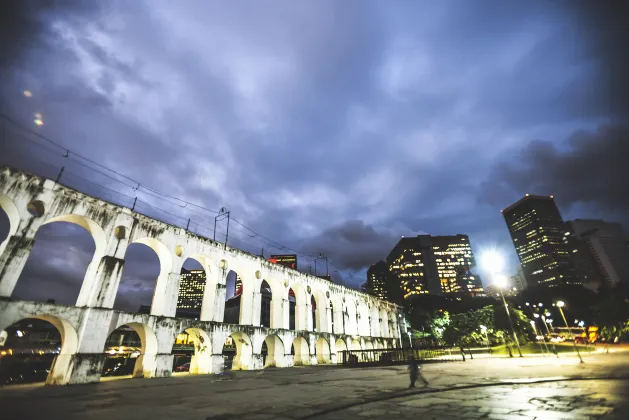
[{"x1": 0, "y1": 166, "x2": 404, "y2": 386}]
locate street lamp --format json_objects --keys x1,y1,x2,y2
[
  {"x1": 493, "y1": 274, "x2": 523, "y2": 357},
  {"x1": 480, "y1": 250, "x2": 523, "y2": 358},
  {"x1": 480, "y1": 325, "x2": 491, "y2": 354},
  {"x1": 556, "y1": 301, "x2": 583, "y2": 364}
]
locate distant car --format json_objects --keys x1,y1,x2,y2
[
  {"x1": 550, "y1": 335, "x2": 565, "y2": 343},
  {"x1": 175, "y1": 363, "x2": 190, "y2": 372}
]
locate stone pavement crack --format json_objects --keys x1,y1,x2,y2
[{"x1": 299, "y1": 375, "x2": 629, "y2": 419}]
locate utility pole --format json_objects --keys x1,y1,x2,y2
[{"x1": 213, "y1": 207, "x2": 230, "y2": 249}]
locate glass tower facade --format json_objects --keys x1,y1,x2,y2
[
  {"x1": 177, "y1": 268, "x2": 206, "y2": 311},
  {"x1": 502, "y1": 195, "x2": 580, "y2": 287}
]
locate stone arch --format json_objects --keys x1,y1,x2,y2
[
  {"x1": 291, "y1": 336, "x2": 310, "y2": 365},
  {"x1": 329, "y1": 294, "x2": 344, "y2": 334},
  {"x1": 260, "y1": 334, "x2": 287, "y2": 368},
  {"x1": 379, "y1": 308, "x2": 390, "y2": 338},
  {"x1": 287, "y1": 283, "x2": 308, "y2": 331},
  {"x1": 13, "y1": 214, "x2": 103, "y2": 305},
  {"x1": 259, "y1": 280, "x2": 273, "y2": 328},
  {"x1": 312, "y1": 290, "x2": 330, "y2": 333},
  {"x1": 356, "y1": 301, "x2": 370, "y2": 336},
  {"x1": 223, "y1": 269, "x2": 242, "y2": 324},
  {"x1": 350, "y1": 338, "x2": 362, "y2": 351},
  {"x1": 345, "y1": 300, "x2": 358, "y2": 335},
  {"x1": 171, "y1": 327, "x2": 212, "y2": 374},
  {"x1": 0, "y1": 314, "x2": 78, "y2": 385},
  {"x1": 115, "y1": 237, "x2": 171, "y2": 314},
  {"x1": 222, "y1": 331, "x2": 252, "y2": 370},
  {"x1": 179, "y1": 254, "x2": 214, "y2": 320},
  {"x1": 315, "y1": 337, "x2": 331, "y2": 364},
  {"x1": 41, "y1": 214, "x2": 107, "y2": 255},
  {"x1": 369, "y1": 304, "x2": 380, "y2": 337},
  {"x1": 365, "y1": 340, "x2": 374, "y2": 350},
  {"x1": 104, "y1": 322, "x2": 158, "y2": 379},
  {"x1": 0, "y1": 194, "x2": 20, "y2": 256},
  {"x1": 334, "y1": 337, "x2": 348, "y2": 364}
]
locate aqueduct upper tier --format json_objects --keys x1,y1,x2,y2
[{"x1": 0, "y1": 166, "x2": 403, "y2": 384}]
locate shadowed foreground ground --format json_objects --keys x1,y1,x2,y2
[{"x1": 1, "y1": 352, "x2": 628, "y2": 419}]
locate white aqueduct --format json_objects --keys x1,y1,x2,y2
[{"x1": 0, "y1": 166, "x2": 403, "y2": 385}]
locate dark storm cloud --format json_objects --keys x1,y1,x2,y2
[
  {"x1": 2, "y1": 0, "x2": 628, "y2": 301},
  {"x1": 480, "y1": 124, "x2": 629, "y2": 227}
]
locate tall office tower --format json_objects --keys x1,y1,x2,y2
[
  {"x1": 366, "y1": 261, "x2": 389, "y2": 300},
  {"x1": 565, "y1": 219, "x2": 629, "y2": 287},
  {"x1": 387, "y1": 234, "x2": 483, "y2": 299},
  {"x1": 177, "y1": 268, "x2": 206, "y2": 312},
  {"x1": 510, "y1": 266, "x2": 528, "y2": 293},
  {"x1": 502, "y1": 195, "x2": 580, "y2": 287},
  {"x1": 431, "y1": 235, "x2": 484, "y2": 297}
]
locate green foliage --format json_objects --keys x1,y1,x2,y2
[
  {"x1": 593, "y1": 286, "x2": 629, "y2": 340},
  {"x1": 441, "y1": 305, "x2": 531, "y2": 346}
]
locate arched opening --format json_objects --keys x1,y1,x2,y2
[
  {"x1": 346, "y1": 303, "x2": 358, "y2": 336},
  {"x1": 223, "y1": 270, "x2": 241, "y2": 324},
  {"x1": 357, "y1": 303, "x2": 370, "y2": 336},
  {"x1": 311, "y1": 294, "x2": 317, "y2": 331},
  {"x1": 261, "y1": 335, "x2": 286, "y2": 368},
  {"x1": 370, "y1": 305, "x2": 380, "y2": 337},
  {"x1": 101, "y1": 323, "x2": 157, "y2": 380},
  {"x1": 330, "y1": 295, "x2": 344, "y2": 335},
  {"x1": 176, "y1": 257, "x2": 207, "y2": 319},
  {"x1": 335, "y1": 338, "x2": 348, "y2": 364},
  {"x1": 13, "y1": 217, "x2": 101, "y2": 305},
  {"x1": 379, "y1": 308, "x2": 389, "y2": 338},
  {"x1": 114, "y1": 240, "x2": 167, "y2": 313},
  {"x1": 291, "y1": 336, "x2": 310, "y2": 366},
  {"x1": 222, "y1": 332, "x2": 252, "y2": 370},
  {"x1": 0, "y1": 316, "x2": 77, "y2": 386},
  {"x1": 260, "y1": 280, "x2": 272, "y2": 328},
  {"x1": 315, "y1": 337, "x2": 331, "y2": 364},
  {"x1": 288, "y1": 287, "x2": 297, "y2": 330},
  {"x1": 171, "y1": 328, "x2": 211, "y2": 374},
  {"x1": 0, "y1": 201, "x2": 10, "y2": 246},
  {"x1": 350, "y1": 339, "x2": 361, "y2": 351}
]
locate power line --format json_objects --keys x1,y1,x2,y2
[{"x1": 0, "y1": 114, "x2": 364, "y2": 288}]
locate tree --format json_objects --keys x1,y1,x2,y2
[{"x1": 592, "y1": 286, "x2": 629, "y2": 341}]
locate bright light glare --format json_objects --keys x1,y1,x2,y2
[
  {"x1": 23, "y1": 90, "x2": 32, "y2": 97},
  {"x1": 556, "y1": 301, "x2": 565, "y2": 308},
  {"x1": 480, "y1": 250, "x2": 505, "y2": 273},
  {"x1": 16, "y1": 330, "x2": 23, "y2": 337},
  {"x1": 493, "y1": 274, "x2": 508, "y2": 288}
]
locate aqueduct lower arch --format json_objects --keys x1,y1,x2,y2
[{"x1": 0, "y1": 167, "x2": 403, "y2": 385}]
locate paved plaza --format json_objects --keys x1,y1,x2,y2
[{"x1": 1, "y1": 352, "x2": 628, "y2": 419}]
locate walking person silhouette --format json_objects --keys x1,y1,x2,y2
[{"x1": 408, "y1": 356, "x2": 429, "y2": 388}]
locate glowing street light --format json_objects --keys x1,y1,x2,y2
[
  {"x1": 480, "y1": 325, "x2": 491, "y2": 354},
  {"x1": 556, "y1": 301, "x2": 583, "y2": 364}
]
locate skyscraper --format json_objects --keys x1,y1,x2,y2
[
  {"x1": 502, "y1": 195, "x2": 580, "y2": 287},
  {"x1": 431, "y1": 235, "x2": 484, "y2": 297},
  {"x1": 565, "y1": 219, "x2": 629, "y2": 287},
  {"x1": 366, "y1": 261, "x2": 389, "y2": 300},
  {"x1": 177, "y1": 268, "x2": 206, "y2": 314},
  {"x1": 387, "y1": 234, "x2": 483, "y2": 299}
]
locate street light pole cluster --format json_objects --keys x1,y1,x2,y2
[{"x1": 480, "y1": 250, "x2": 522, "y2": 358}]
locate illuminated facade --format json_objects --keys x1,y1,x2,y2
[
  {"x1": 177, "y1": 268, "x2": 206, "y2": 312},
  {"x1": 565, "y1": 219, "x2": 629, "y2": 287},
  {"x1": 366, "y1": 261, "x2": 389, "y2": 300},
  {"x1": 387, "y1": 235, "x2": 484, "y2": 299},
  {"x1": 268, "y1": 254, "x2": 298, "y2": 270},
  {"x1": 502, "y1": 195, "x2": 580, "y2": 288},
  {"x1": 432, "y1": 235, "x2": 484, "y2": 297}
]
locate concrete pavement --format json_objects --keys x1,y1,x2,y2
[{"x1": 1, "y1": 352, "x2": 628, "y2": 419}]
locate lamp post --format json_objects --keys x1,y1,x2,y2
[
  {"x1": 557, "y1": 301, "x2": 583, "y2": 364},
  {"x1": 480, "y1": 325, "x2": 491, "y2": 355},
  {"x1": 480, "y1": 250, "x2": 522, "y2": 358},
  {"x1": 494, "y1": 275, "x2": 523, "y2": 357},
  {"x1": 540, "y1": 314, "x2": 558, "y2": 357},
  {"x1": 533, "y1": 314, "x2": 552, "y2": 355}
]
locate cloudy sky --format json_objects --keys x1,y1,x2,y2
[{"x1": 1, "y1": 0, "x2": 628, "y2": 311}]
